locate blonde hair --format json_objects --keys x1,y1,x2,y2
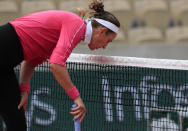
[{"x1": 77, "y1": 8, "x2": 86, "y2": 19}]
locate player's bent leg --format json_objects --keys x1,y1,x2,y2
[
  {"x1": 1, "y1": 107, "x2": 26, "y2": 131},
  {"x1": 0, "y1": 70, "x2": 27, "y2": 131}
]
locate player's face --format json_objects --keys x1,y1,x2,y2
[{"x1": 88, "y1": 27, "x2": 117, "y2": 50}]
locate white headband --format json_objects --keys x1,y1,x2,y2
[
  {"x1": 93, "y1": 18, "x2": 119, "y2": 33},
  {"x1": 83, "y1": 18, "x2": 119, "y2": 45}
]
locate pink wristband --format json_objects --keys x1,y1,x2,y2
[
  {"x1": 66, "y1": 86, "x2": 80, "y2": 100},
  {"x1": 20, "y1": 83, "x2": 30, "y2": 94}
]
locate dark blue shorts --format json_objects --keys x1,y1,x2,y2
[
  {"x1": 0, "y1": 23, "x2": 24, "y2": 69},
  {"x1": 0, "y1": 23, "x2": 26, "y2": 131}
]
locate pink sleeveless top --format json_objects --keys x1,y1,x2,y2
[{"x1": 10, "y1": 10, "x2": 86, "y2": 66}]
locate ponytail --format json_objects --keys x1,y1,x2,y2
[{"x1": 87, "y1": 0, "x2": 120, "y2": 33}]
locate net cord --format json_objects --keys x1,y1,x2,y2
[{"x1": 67, "y1": 53, "x2": 188, "y2": 70}]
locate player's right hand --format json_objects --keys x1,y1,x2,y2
[{"x1": 70, "y1": 96, "x2": 86, "y2": 123}]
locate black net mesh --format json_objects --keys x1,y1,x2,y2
[{"x1": 11, "y1": 58, "x2": 188, "y2": 131}]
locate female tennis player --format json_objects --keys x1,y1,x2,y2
[{"x1": 0, "y1": 0, "x2": 120, "y2": 130}]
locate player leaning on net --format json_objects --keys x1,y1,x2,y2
[{"x1": 0, "y1": 0, "x2": 120, "y2": 130}]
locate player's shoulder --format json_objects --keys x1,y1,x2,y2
[
  {"x1": 62, "y1": 11, "x2": 84, "y2": 21},
  {"x1": 42, "y1": 10, "x2": 84, "y2": 25}
]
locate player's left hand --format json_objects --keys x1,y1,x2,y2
[{"x1": 18, "y1": 92, "x2": 29, "y2": 113}]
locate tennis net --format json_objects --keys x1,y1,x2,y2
[{"x1": 15, "y1": 53, "x2": 188, "y2": 131}]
